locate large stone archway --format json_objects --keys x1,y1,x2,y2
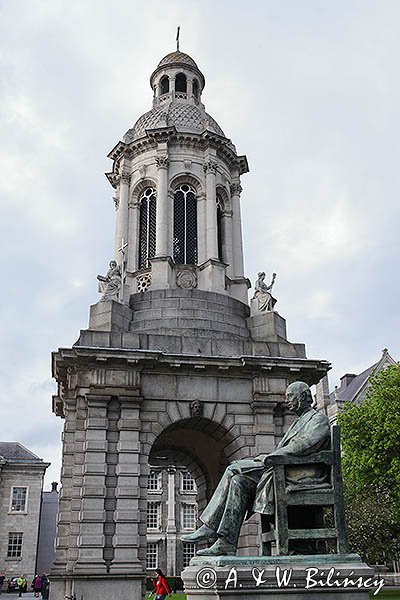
[
  {"x1": 145, "y1": 418, "x2": 241, "y2": 575},
  {"x1": 148, "y1": 417, "x2": 243, "y2": 492}
]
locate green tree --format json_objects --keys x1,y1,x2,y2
[{"x1": 337, "y1": 363, "x2": 400, "y2": 563}]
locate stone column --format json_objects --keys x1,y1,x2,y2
[
  {"x1": 111, "y1": 390, "x2": 144, "y2": 575},
  {"x1": 155, "y1": 156, "x2": 169, "y2": 256},
  {"x1": 170, "y1": 75, "x2": 175, "y2": 97},
  {"x1": 230, "y1": 181, "x2": 245, "y2": 277},
  {"x1": 223, "y1": 210, "x2": 234, "y2": 277},
  {"x1": 166, "y1": 466, "x2": 176, "y2": 532},
  {"x1": 114, "y1": 169, "x2": 131, "y2": 260},
  {"x1": 127, "y1": 197, "x2": 139, "y2": 273},
  {"x1": 204, "y1": 159, "x2": 219, "y2": 261},
  {"x1": 74, "y1": 394, "x2": 109, "y2": 574},
  {"x1": 167, "y1": 190, "x2": 174, "y2": 257},
  {"x1": 166, "y1": 466, "x2": 177, "y2": 575},
  {"x1": 187, "y1": 77, "x2": 193, "y2": 102},
  {"x1": 197, "y1": 191, "x2": 207, "y2": 264}
]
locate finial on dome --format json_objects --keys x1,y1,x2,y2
[{"x1": 176, "y1": 25, "x2": 180, "y2": 51}]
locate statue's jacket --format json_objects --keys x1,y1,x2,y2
[{"x1": 251, "y1": 408, "x2": 331, "y2": 515}]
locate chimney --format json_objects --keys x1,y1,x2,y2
[
  {"x1": 51, "y1": 481, "x2": 58, "y2": 493},
  {"x1": 340, "y1": 374, "x2": 357, "y2": 389}
]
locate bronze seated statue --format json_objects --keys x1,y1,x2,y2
[{"x1": 181, "y1": 381, "x2": 347, "y2": 556}]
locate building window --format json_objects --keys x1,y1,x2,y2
[
  {"x1": 160, "y1": 76, "x2": 169, "y2": 95},
  {"x1": 182, "y1": 504, "x2": 196, "y2": 530},
  {"x1": 146, "y1": 543, "x2": 158, "y2": 569},
  {"x1": 138, "y1": 187, "x2": 157, "y2": 269},
  {"x1": 181, "y1": 472, "x2": 196, "y2": 493},
  {"x1": 147, "y1": 471, "x2": 162, "y2": 492},
  {"x1": 216, "y1": 194, "x2": 224, "y2": 262},
  {"x1": 173, "y1": 184, "x2": 197, "y2": 265},
  {"x1": 183, "y1": 542, "x2": 196, "y2": 567},
  {"x1": 175, "y1": 73, "x2": 187, "y2": 93},
  {"x1": 10, "y1": 487, "x2": 28, "y2": 512},
  {"x1": 147, "y1": 502, "x2": 160, "y2": 530},
  {"x1": 7, "y1": 532, "x2": 23, "y2": 558}
]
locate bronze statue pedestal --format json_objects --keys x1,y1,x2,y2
[{"x1": 182, "y1": 554, "x2": 380, "y2": 599}]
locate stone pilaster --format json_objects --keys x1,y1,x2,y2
[
  {"x1": 197, "y1": 191, "x2": 207, "y2": 264},
  {"x1": 251, "y1": 375, "x2": 287, "y2": 454},
  {"x1": 110, "y1": 390, "x2": 144, "y2": 574},
  {"x1": 51, "y1": 396, "x2": 78, "y2": 575},
  {"x1": 230, "y1": 181, "x2": 244, "y2": 278},
  {"x1": 114, "y1": 167, "x2": 131, "y2": 260},
  {"x1": 204, "y1": 159, "x2": 219, "y2": 261},
  {"x1": 74, "y1": 394, "x2": 109, "y2": 574},
  {"x1": 223, "y1": 210, "x2": 234, "y2": 277},
  {"x1": 127, "y1": 197, "x2": 139, "y2": 273},
  {"x1": 155, "y1": 155, "x2": 169, "y2": 256}
]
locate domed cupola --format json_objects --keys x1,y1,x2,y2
[
  {"x1": 150, "y1": 51, "x2": 206, "y2": 107},
  {"x1": 124, "y1": 51, "x2": 226, "y2": 143},
  {"x1": 106, "y1": 48, "x2": 249, "y2": 305}
]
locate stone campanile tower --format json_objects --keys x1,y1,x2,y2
[
  {"x1": 107, "y1": 50, "x2": 249, "y2": 304},
  {"x1": 51, "y1": 48, "x2": 330, "y2": 600}
]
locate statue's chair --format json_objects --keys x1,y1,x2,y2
[{"x1": 261, "y1": 425, "x2": 348, "y2": 555}]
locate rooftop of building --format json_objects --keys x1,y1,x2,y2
[
  {"x1": 0, "y1": 442, "x2": 46, "y2": 463},
  {"x1": 329, "y1": 348, "x2": 397, "y2": 404},
  {"x1": 157, "y1": 50, "x2": 199, "y2": 70}
]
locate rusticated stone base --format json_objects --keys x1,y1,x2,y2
[
  {"x1": 49, "y1": 574, "x2": 144, "y2": 600},
  {"x1": 182, "y1": 554, "x2": 381, "y2": 599}
]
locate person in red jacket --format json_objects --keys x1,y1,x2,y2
[{"x1": 153, "y1": 569, "x2": 171, "y2": 599}]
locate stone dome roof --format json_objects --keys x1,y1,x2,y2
[
  {"x1": 157, "y1": 51, "x2": 199, "y2": 69},
  {"x1": 124, "y1": 101, "x2": 225, "y2": 143},
  {"x1": 150, "y1": 50, "x2": 206, "y2": 90}
]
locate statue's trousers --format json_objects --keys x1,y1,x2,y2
[{"x1": 200, "y1": 463, "x2": 265, "y2": 546}]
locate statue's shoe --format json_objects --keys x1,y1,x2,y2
[
  {"x1": 180, "y1": 524, "x2": 218, "y2": 543},
  {"x1": 196, "y1": 538, "x2": 236, "y2": 556}
]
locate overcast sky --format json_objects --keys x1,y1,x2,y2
[{"x1": 1, "y1": 0, "x2": 399, "y2": 486}]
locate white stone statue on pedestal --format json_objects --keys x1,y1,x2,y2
[
  {"x1": 97, "y1": 260, "x2": 122, "y2": 302},
  {"x1": 253, "y1": 271, "x2": 277, "y2": 312}
]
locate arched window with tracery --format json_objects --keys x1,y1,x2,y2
[
  {"x1": 138, "y1": 187, "x2": 157, "y2": 269},
  {"x1": 173, "y1": 184, "x2": 197, "y2": 265},
  {"x1": 175, "y1": 73, "x2": 187, "y2": 93},
  {"x1": 160, "y1": 76, "x2": 169, "y2": 95},
  {"x1": 216, "y1": 193, "x2": 224, "y2": 262}
]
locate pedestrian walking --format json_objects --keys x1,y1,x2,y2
[
  {"x1": 0, "y1": 573, "x2": 5, "y2": 595},
  {"x1": 40, "y1": 574, "x2": 50, "y2": 600},
  {"x1": 17, "y1": 575, "x2": 26, "y2": 597},
  {"x1": 153, "y1": 569, "x2": 171, "y2": 599},
  {"x1": 33, "y1": 575, "x2": 42, "y2": 597}
]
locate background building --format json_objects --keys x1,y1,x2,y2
[
  {"x1": 315, "y1": 348, "x2": 397, "y2": 422},
  {"x1": 146, "y1": 467, "x2": 197, "y2": 576},
  {"x1": 0, "y1": 443, "x2": 49, "y2": 582}
]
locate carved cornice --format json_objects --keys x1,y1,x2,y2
[
  {"x1": 155, "y1": 156, "x2": 169, "y2": 169},
  {"x1": 203, "y1": 159, "x2": 218, "y2": 174},
  {"x1": 230, "y1": 182, "x2": 243, "y2": 196}
]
